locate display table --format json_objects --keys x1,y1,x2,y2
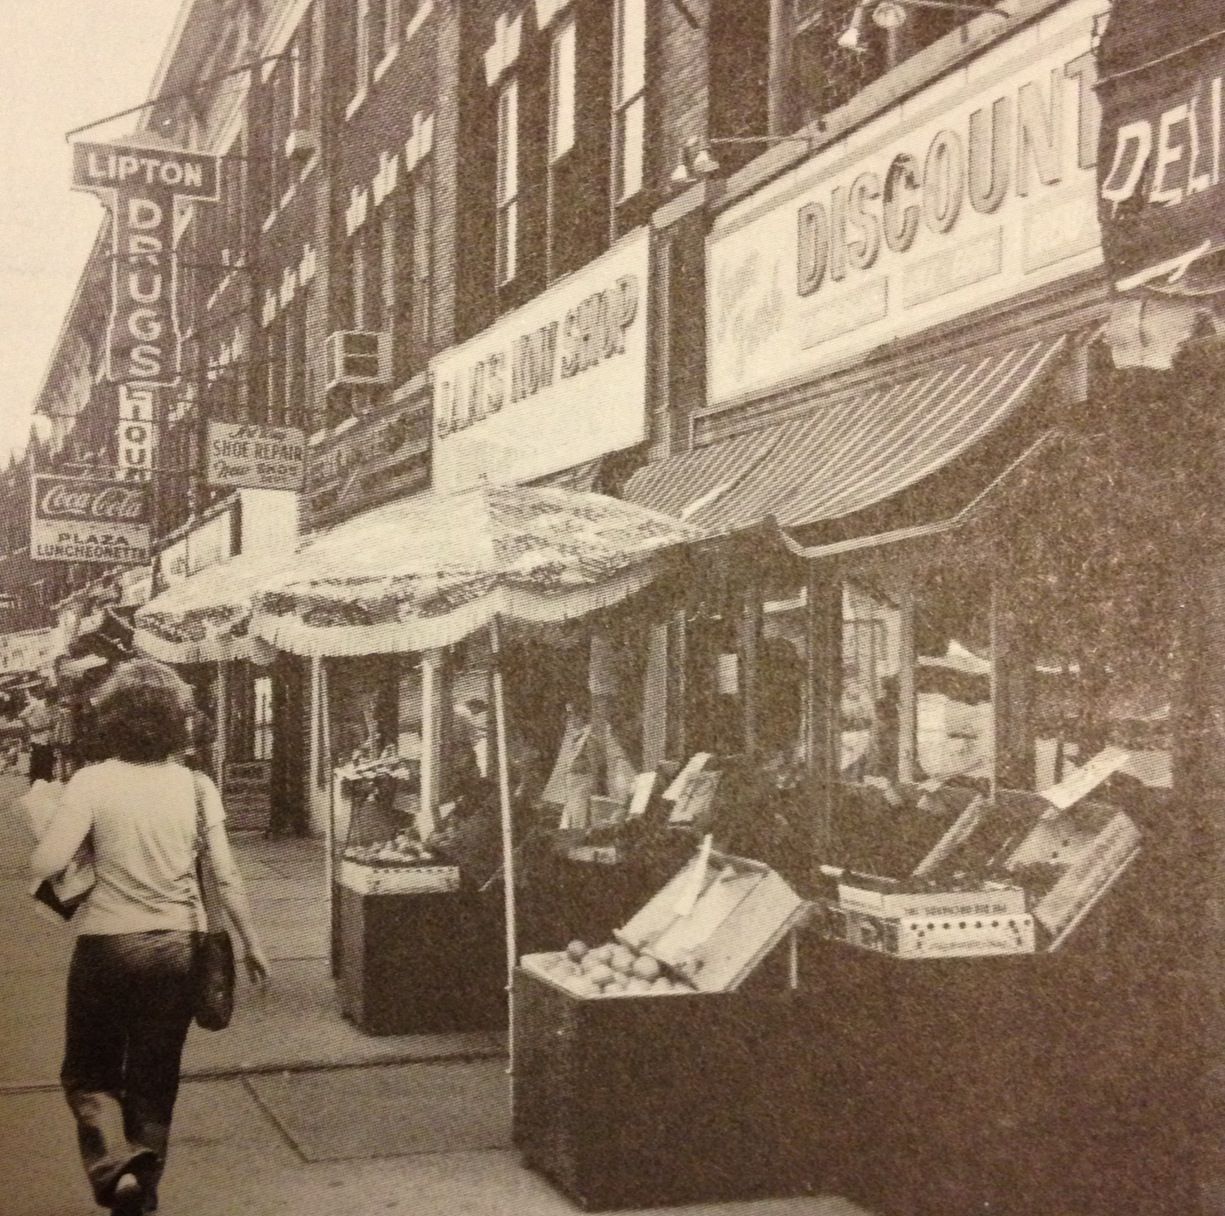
[
  {"x1": 797, "y1": 933, "x2": 1200, "y2": 1216},
  {"x1": 337, "y1": 884, "x2": 506, "y2": 1035},
  {"x1": 512, "y1": 965, "x2": 819, "y2": 1210}
]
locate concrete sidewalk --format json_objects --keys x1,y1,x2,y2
[
  {"x1": 0, "y1": 774, "x2": 503, "y2": 1090},
  {"x1": 0, "y1": 770, "x2": 872, "y2": 1216}
]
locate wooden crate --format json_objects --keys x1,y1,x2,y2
[{"x1": 512, "y1": 966, "x2": 821, "y2": 1210}]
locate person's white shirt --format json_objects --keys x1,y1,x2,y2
[{"x1": 29, "y1": 759, "x2": 232, "y2": 936}]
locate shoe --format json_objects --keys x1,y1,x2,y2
[{"x1": 111, "y1": 1173, "x2": 144, "y2": 1216}]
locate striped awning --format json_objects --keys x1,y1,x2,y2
[
  {"x1": 629, "y1": 335, "x2": 1068, "y2": 538},
  {"x1": 623, "y1": 428, "x2": 785, "y2": 523}
]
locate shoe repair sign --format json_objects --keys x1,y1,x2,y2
[
  {"x1": 30, "y1": 476, "x2": 151, "y2": 564},
  {"x1": 206, "y1": 421, "x2": 306, "y2": 491}
]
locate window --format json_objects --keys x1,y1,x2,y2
[
  {"x1": 284, "y1": 296, "x2": 306, "y2": 426},
  {"x1": 290, "y1": 11, "x2": 313, "y2": 128},
  {"x1": 496, "y1": 78, "x2": 520, "y2": 285},
  {"x1": 412, "y1": 161, "x2": 433, "y2": 361},
  {"x1": 550, "y1": 17, "x2": 576, "y2": 163},
  {"x1": 383, "y1": 0, "x2": 400, "y2": 59},
  {"x1": 253, "y1": 675, "x2": 274, "y2": 761},
  {"x1": 380, "y1": 212, "x2": 396, "y2": 326},
  {"x1": 613, "y1": 0, "x2": 646, "y2": 200},
  {"x1": 351, "y1": 237, "x2": 368, "y2": 329},
  {"x1": 265, "y1": 319, "x2": 286, "y2": 425},
  {"x1": 355, "y1": 0, "x2": 372, "y2": 95}
]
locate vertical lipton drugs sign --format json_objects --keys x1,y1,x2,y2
[{"x1": 72, "y1": 142, "x2": 219, "y2": 385}]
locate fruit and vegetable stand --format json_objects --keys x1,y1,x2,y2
[
  {"x1": 329, "y1": 753, "x2": 506, "y2": 1033},
  {"x1": 513, "y1": 846, "x2": 817, "y2": 1209}
]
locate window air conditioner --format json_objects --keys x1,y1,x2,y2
[
  {"x1": 285, "y1": 128, "x2": 318, "y2": 160},
  {"x1": 325, "y1": 331, "x2": 392, "y2": 391}
]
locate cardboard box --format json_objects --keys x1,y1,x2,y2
[
  {"x1": 615, "y1": 847, "x2": 808, "y2": 992},
  {"x1": 1004, "y1": 801, "x2": 1140, "y2": 947},
  {"x1": 826, "y1": 904, "x2": 1035, "y2": 958},
  {"x1": 837, "y1": 882, "x2": 1027, "y2": 921}
]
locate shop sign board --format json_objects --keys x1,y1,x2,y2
[
  {"x1": 706, "y1": 0, "x2": 1106, "y2": 408},
  {"x1": 431, "y1": 228, "x2": 650, "y2": 492},
  {"x1": 155, "y1": 509, "x2": 235, "y2": 591},
  {"x1": 1097, "y1": 20, "x2": 1225, "y2": 289},
  {"x1": 117, "y1": 385, "x2": 156, "y2": 483},
  {"x1": 207, "y1": 420, "x2": 306, "y2": 491},
  {"x1": 71, "y1": 141, "x2": 219, "y2": 385},
  {"x1": 30, "y1": 476, "x2": 151, "y2": 564}
]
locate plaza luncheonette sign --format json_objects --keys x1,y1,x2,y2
[
  {"x1": 30, "y1": 476, "x2": 151, "y2": 564},
  {"x1": 71, "y1": 141, "x2": 219, "y2": 385},
  {"x1": 706, "y1": 0, "x2": 1106, "y2": 407}
]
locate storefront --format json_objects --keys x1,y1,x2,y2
[
  {"x1": 137, "y1": 488, "x2": 302, "y2": 833},
  {"x1": 526, "y1": 1, "x2": 1205, "y2": 1211}
]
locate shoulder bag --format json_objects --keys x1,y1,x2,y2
[{"x1": 192, "y1": 771, "x2": 236, "y2": 1031}]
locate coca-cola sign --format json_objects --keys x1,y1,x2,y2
[{"x1": 31, "y1": 476, "x2": 151, "y2": 564}]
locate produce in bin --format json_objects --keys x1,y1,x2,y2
[
  {"x1": 520, "y1": 837, "x2": 808, "y2": 997},
  {"x1": 521, "y1": 937, "x2": 699, "y2": 998}
]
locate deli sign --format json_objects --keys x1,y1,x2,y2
[
  {"x1": 1097, "y1": 11, "x2": 1225, "y2": 288},
  {"x1": 31, "y1": 476, "x2": 151, "y2": 565},
  {"x1": 71, "y1": 141, "x2": 219, "y2": 385}
]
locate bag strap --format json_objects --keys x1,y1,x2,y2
[{"x1": 194, "y1": 770, "x2": 224, "y2": 932}]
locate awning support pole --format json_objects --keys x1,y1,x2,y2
[{"x1": 490, "y1": 616, "x2": 517, "y2": 1100}]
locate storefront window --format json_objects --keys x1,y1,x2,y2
[
  {"x1": 761, "y1": 582, "x2": 808, "y2": 765},
  {"x1": 839, "y1": 569, "x2": 993, "y2": 791},
  {"x1": 1019, "y1": 565, "x2": 1173, "y2": 799},
  {"x1": 913, "y1": 570, "x2": 993, "y2": 789},
  {"x1": 252, "y1": 674, "x2": 274, "y2": 761},
  {"x1": 840, "y1": 579, "x2": 901, "y2": 783}
]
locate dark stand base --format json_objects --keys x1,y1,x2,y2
[
  {"x1": 512, "y1": 965, "x2": 821, "y2": 1211},
  {"x1": 336, "y1": 885, "x2": 507, "y2": 1035}
]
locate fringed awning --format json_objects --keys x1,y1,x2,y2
[
  {"x1": 133, "y1": 549, "x2": 301, "y2": 666},
  {"x1": 251, "y1": 484, "x2": 705, "y2": 658}
]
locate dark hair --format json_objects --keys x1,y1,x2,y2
[{"x1": 93, "y1": 683, "x2": 191, "y2": 762}]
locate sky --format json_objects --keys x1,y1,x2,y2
[{"x1": 0, "y1": 1, "x2": 184, "y2": 468}]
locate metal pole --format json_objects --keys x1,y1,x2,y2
[{"x1": 490, "y1": 615, "x2": 517, "y2": 1100}]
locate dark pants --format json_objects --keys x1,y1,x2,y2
[
  {"x1": 28, "y1": 742, "x2": 55, "y2": 782},
  {"x1": 62, "y1": 933, "x2": 195, "y2": 1211}
]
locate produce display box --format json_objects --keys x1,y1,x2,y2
[
  {"x1": 798, "y1": 931, "x2": 1199, "y2": 1216},
  {"x1": 337, "y1": 859, "x2": 459, "y2": 896},
  {"x1": 512, "y1": 965, "x2": 820, "y2": 1210},
  {"x1": 337, "y1": 886, "x2": 505, "y2": 1035},
  {"x1": 513, "y1": 847, "x2": 820, "y2": 1209}
]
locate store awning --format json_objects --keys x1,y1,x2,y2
[
  {"x1": 622, "y1": 428, "x2": 784, "y2": 523},
  {"x1": 627, "y1": 335, "x2": 1068, "y2": 544},
  {"x1": 133, "y1": 549, "x2": 298, "y2": 666},
  {"x1": 251, "y1": 483, "x2": 705, "y2": 658}
]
